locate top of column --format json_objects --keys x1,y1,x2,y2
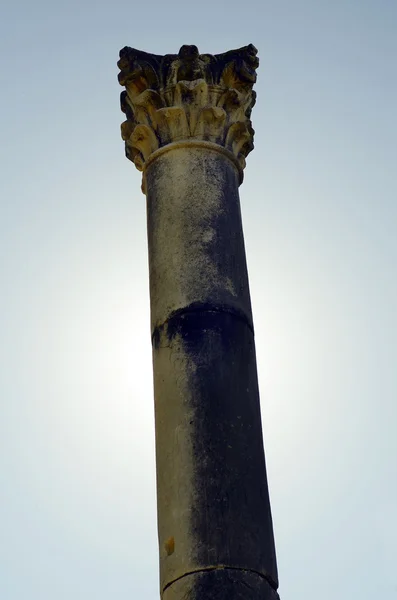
[{"x1": 118, "y1": 44, "x2": 259, "y2": 174}]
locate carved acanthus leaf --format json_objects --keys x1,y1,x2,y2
[{"x1": 118, "y1": 44, "x2": 259, "y2": 172}]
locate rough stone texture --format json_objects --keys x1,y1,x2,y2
[
  {"x1": 118, "y1": 44, "x2": 258, "y2": 174},
  {"x1": 118, "y1": 45, "x2": 280, "y2": 600},
  {"x1": 146, "y1": 147, "x2": 278, "y2": 596},
  {"x1": 163, "y1": 569, "x2": 280, "y2": 600},
  {"x1": 153, "y1": 311, "x2": 278, "y2": 594},
  {"x1": 146, "y1": 146, "x2": 252, "y2": 334}
]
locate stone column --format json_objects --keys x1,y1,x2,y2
[{"x1": 118, "y1": 44, "x2": 279, "y2": 600}]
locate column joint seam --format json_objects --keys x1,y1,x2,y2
[
  {"x1": 162, "y1": 565, "x2": 278, "y2": 595},
  {"x1": 151, "y1": 303, "x2": 255, "y2": 346}
]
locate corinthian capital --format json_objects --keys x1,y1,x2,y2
[{"x1": 118, "y1": 44, "x2": 259, "y2": 174}]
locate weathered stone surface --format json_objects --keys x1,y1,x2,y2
[
  {"x1": 118, "y1": 44, "x2": 258, "y2": 174},
  {"x1": 163, "y1": 569, "x2": 280, "y2": 600},
  {"x1": 146, "y1": 145, "x2": 252, "y2": 334},
  {"x1": 153, "y1": 312, "x2": 278, "y2": 595},
  {"x1": 146, "y1": 143, "x2": 278, "y2": 595}
]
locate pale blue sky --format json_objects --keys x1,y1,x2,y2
[{"x1": 0, "y1": 1, "x2": 396, "y2": 599}]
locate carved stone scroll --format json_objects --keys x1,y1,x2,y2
[{"x1": 118, "y1": 44, "x2": 259, "y2": 174}]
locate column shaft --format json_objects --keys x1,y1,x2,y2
[{"x1": 146, "y1": 146, "x2": 278, "y2": 599}]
